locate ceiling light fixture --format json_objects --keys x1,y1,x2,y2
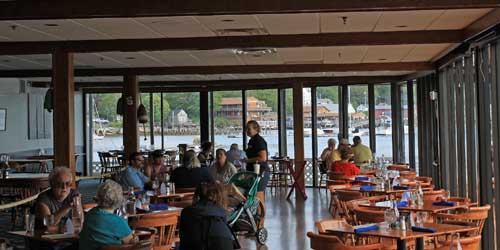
[
  {"x1": 378, "y1": 58, "x2": 387, "y2": 61},
  {"x1": 395, "y1": 25, "x2": 408, "y2": 28},
  {"x1": 44, "y1": 24, "x2": 59, "y2": 27},
  {"x1": 125, "y1": 57, "x2": 136, "y2": 60},
  {"x1": 341, "y1": 16, "x2": 348, "y2": 25},
  {"x1": 233, "y1": 48, "x2": 277, "y2": 56},
  {"x1": 221, "y1": 19, "x2": 235, "y2": 22}
]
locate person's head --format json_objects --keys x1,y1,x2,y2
[
  {"x1": 49, "y1": 167, "x2": 73, "y2": 202},
  {"x1": 129, "y1": 152, "x2": 144, "y2": 169},
  {"x1": 96, "y1": 180, "x2": 124, "y2": 210},
  {"x1": 327, "y1": 138, "x2": 337, "y2": 149},
  {"x1": 338, "y1": 138, "x2": 350, "y2": 150},
  {"x1": 193, "y1": 181, "x2": 227, "y2": 209},
  {"x1": 215, "y1": 148, "x2": 227, "y2": 166},
  {"x1": 183, "y1": 150, "x2": 200, "y2": 169},
  {"x1": 353, "y1": 136, "x2": 362, "y2": 146},
  {"x1": 246, "y1": 120, "x2": 261, "y2": 137},
  {"x1": 201, "y1": 141, "x2": 213, "y2": 153},
  {"x1": 230, "y1": 143, "x2": 239, "y2": 151},
  {"x1": 340, "y1": 147, "x2": 354, "y2": 161},
  {"x1": 152, "y1": 150, "x2": 164, "y2": 165}
]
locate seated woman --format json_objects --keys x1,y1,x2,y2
[
  {"x1": 179, "y1": 182, "x2": 237, "y2": 250},
  {"x1": 79, "y1": 180, "x2": 138, "y2": 250},
  {"x1": 144, "y1": 150, "x2": 167, "y2": 181},
  {"x1": 34, "y1": 167, "x2": 82, "y2": 233},
  {"x1": 330, "y1": 148, "x2": 361, "y2": 177},
  {"x1": 210, "y1": 148, "x2": 237, "y2": 183},
  {"x1": 171, "y1": 150, "x2": 212, "y2": 188},
  {"x1": 197, "y1": 141, "x2": 214, "y2": 167}
]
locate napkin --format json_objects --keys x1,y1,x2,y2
[
  {"x1": 149, "y1": 204, "x2": 168, "y2": 211},
  {"x1": 432, "y1": 200, "x2": 456, "y2": 206},
  {"x1": 411, "y1": 226, "x2": 437, "y2": 233},
  {"x1": 353, "y1": 225, "x2": 380, "y2": 233},
  {"x1": 355, "y1": 176, "x2": 369, "y2": 181},
  {"x1": 396, "y1": 201, "x2": 408, "y2": 207},
  {"x1": 393, "y1": 185, "x2": 409, "y2": 190},
  {"x1": 360, "y1": 185, "x2": 374, "y2": 191}
]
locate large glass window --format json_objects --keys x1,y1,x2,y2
[
  {"x1": 90, "y1": 93, "x2": 123, "y2": 160},
  {"x1": 400, "y1": 85, "x2": 409, "y2": 163},
  {"x1": 348, "y1": 85, "x2": 370, "y2": 146},
  {"x1": 213, "y1": 91, "x2": 243, "y2": 150},
  {"x1": 374, "y1": 84, "x2": 393, "y2": 160},
  {"x1": 246, "y1": 89, "x2": 278, "y2": 157},
  {"x1": 161, "y1": 92, "x2": 200, "y2": 150},
  {"x1": 315, "y1": 86, "x2": 340, "y2": 158}
]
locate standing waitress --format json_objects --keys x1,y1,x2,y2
[{"x1": 245, "y1": 120, "x2": 270, "y2": 226}]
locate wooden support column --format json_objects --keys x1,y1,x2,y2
[
  {"x1": 200, "y1": 91, "x2": 209, "y2": 143},
  {"x1": 123, "y1": 75, "x2": 139, "y2": 160},
  {"x1": 293, "y1": 83, "x2": 305, "y2": 197},
  {"x1": 52, "y1": 49, "x2": 75, "y2": 179}
]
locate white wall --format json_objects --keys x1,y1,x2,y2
[{"x1": 0, "y1": 79, "x2": 84, "y2": 155}]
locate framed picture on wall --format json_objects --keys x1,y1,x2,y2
[{"x1": 0, "y1": 108, "x2": 6, "y2": 131}]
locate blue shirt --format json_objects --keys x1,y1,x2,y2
[
  {"x1": 122, "y1": 166, "x2": 149, "y2": 190},
  {"x1": 79, "y1": 207, "x2": 132, "y2": 250}
]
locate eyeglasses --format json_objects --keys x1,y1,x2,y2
[{"x1": 53, "y1": 181, "x2": 72, "y2": 189}]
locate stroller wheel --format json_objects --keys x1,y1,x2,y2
[{"x1": 256, "y1": 228, "x2": 268, "y2": 244}]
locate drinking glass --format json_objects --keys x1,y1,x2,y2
[
  {"x1": 384, "y1": 209, "x2": 397, "y2": 227},
  {"x1": 24, "y1": 213, "x2": 35, "y2": 234},
  {"x1": 416, "y1": 211, "x2": 428, "y2": 225},
  {"x1": 442, "y1": 190, "x2": 450, "y2": 201},
  {"x1": 43, "y1": 215, "x2": 55, "y2": 228},
  {"x1": 152, "y1": 179, "x2": 159, "y2": 190}
]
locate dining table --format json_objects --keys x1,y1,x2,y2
[
  {"x1": 268, "y1": 159, "x2": 308, "y2": 200},
  {"x1": 0, "y1": 173, "x2": 49, "y2": 199},
  {"x1": 359, "y1": 200, "x2": 470, "y2": 213},
  {"x1": 324, "y1": 221, "x2": 477, "y2": 250},
  {"x1": 8, "y1": 158, "x2": 53, "y2": 173}
]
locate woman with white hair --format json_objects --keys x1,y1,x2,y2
[
  {"x1": 34, "y1": 166, "x2": 81, "y2": 233},
  {"x1": 79, "y1": 180, "x2": 137, "y2": 250},
  {"x1": 171, "y1": 150, "x2": 212, "y2": 188}
]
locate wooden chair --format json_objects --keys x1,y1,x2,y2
[
  {"x1": 327, "y1": 183, "x2": 352, "y2": 217},
  {"x1": 399, "y1": 171, "x2": 416, "y2": 181},
  {"x1": 82, "y1": 203, "x2": 98, "y2": 210},
  {"x1": 307, "y1": 232, "x2": 383, "y2": 250},
  {"x1": 336, "y1": 190, "x2": 364, "y2": 224},
  {"x1": 98, "y1": 152, "x2": 122, "y2": 183},
  {"x1": 423, "y1": 189, "x2": 446, "y2": 201},
  {"x1": 101, "y1": 241, "x2": 152, "y2": 250},
  {"x1": 315, "y1": 218, "x2": 347, "y2": 233},
  {"x1": 435, "y1": 205, "x2": 490, "y2": 236},
  {"x1": 387, "y1": 164, "x2": 410, "y2": 171},
  {"x1": 128, "y1": 213, "x2": 178, "y2": 250},
  {"x1": 415, "y1": 176, "x2": 432, "y2": 183},
  {"x1": 330, "y1": 172, "x2": 348, "y2": 181},
  {"x1": 435, "y1": 235, "x2": 481, "y2": 250},
  {"x1": 352, "y1": 207, "x2": 385, "y2": 224},
  {"x1": 318, "y1": 160, "x2": 329, "y2": 189}
]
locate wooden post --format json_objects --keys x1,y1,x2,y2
[
  {"x1": 52, "y1": 49, "x2": 75, "y2": 179},
  {"x1": 200, "y1": 91, "x2": 209, "y2": 143},
  {"x1": 293, "y1": 82, "x2": 305, "y2": 197},
  {"x1": 123, "y1": 75, "x2": 139, "y2": 160}
]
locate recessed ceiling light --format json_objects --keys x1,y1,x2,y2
[
  {"x1": 221, "y1": 19, "x2": 235, "y2": 22},
  {"x1": 395, "y1": 25, "x2": 408, "y2": 28},
  {"x1": 378, "y1": 58, "x2": 387, "y2": 61},
  {"x1": 125, "y1": 57, "x2": 136, "y2": 60},
  {"x1": 44, "y1": 23, "x2": 59, "y2": 27}
]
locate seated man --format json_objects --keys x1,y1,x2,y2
[
  {"x1": 121, "y1": 152, "x2": 150, "y2": 190},
  {"x1": 35, "y1": 167, "x2": 82, "y2": 232},
  {"x1": 79, "y1": 180, "x2": 138, "y2": 250},
  {"x1": 226, "y1": 143, "x2": 247, "y2": 170},
  {"x1": 330, "y1": 148, "x2": 361, "y2": 177},
  {"x1": 351, "y1": 136, "x2": 373, "y2": 171}
]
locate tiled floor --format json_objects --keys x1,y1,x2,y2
[{"x1": 2, "y1": 180, "x2": 331, "y2": 250}]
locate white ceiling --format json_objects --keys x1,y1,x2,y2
[{"x1": 0, "y1": 9, "x2": 491, "y2": 41}]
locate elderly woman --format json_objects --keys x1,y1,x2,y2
[
  {"x1": 144, "y1": 150, "x2": 167, "y2": 181},
  {"x1": 171, "y1": 150, "x2": 212, "y2": 188},
  {"x1": 34, "y1": 167, "x2": 81, "y2": 233},
  {"x1": 79, "y1": 180, "x2": 137, "y2": 250},
  {"x1": 210, "y1": 148, "x2": 237, "y2": 183},
  {"x1": 320, "y1": 138, "x2": 337, "y2": 168}
]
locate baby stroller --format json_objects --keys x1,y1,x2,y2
[{"x1": 227, "y1": 172, "x2": 268, "y2": 244}]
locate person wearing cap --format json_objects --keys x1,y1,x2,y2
[{"x1": 351, "y1": 136, "x2": 373, "y2": 171}]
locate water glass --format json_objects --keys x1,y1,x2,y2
[
  {"x1": 443, "y1": 190, "x2": 450, "y2": 201},
  {"x1": 416, "y1": 211, "x2": 428, "y2": 225},
  {"x1": 24, "y1": 214, "x2": 35, "y2": 234},
  {"x1": 384, "y1": 209, "x2": 397, "y2": 227},
  {"x1": 43, "y1": 214, "x2": 55, "y2": 228}
]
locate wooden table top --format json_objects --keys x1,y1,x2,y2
[
  {"x1": 4, "y1": 173, "x2": 49, "y2": 179},
  {"x1": 347, "y1": 186, "x2": 411, "y2": 194},
  {"x1": 154, "y1": 192, "x2": 194, "y2": 199},
  {"x1": 325, "y1": 222, "x2": 477, "y2": 240},
  {"x1": 8, "y1": 231, "x2": 78, "y2": 243},
  {"x1": 9, "y1": 159, "x2": 53, "y2": 163},
  {"x1": 360, "y1": 200, "x2": 470, "y2": 213}
]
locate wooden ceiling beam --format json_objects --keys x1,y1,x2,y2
[
  {"x1": 0, "y1": 62, "x2": 430, "y2": 77},
  {"x1": 464, "y1": 8, "x2": 500, "y2": 40},
  {"x1": 0, "y1": 0, "x2": 498, "y2": 20},
  {"x1": 0, "y1": 30, "x2": 463, "y2": 55}
]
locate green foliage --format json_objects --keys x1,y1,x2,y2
[
  {"x1": 93, "y1": 93, "x2": 121, "y2": 122},
  {"x1": 163, "y1": 93, "x2": 200, "y2": 123}
]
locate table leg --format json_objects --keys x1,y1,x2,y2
[
  {"x1": 397, "y1": 239, "x2": 406, "y2": 250},
  {"x1": 416, "y1": 237, "x2": 424, "y2": 250}
]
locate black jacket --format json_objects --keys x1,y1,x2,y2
[{"x1": 179, "y1": 201, "x2": 237, "y2": 250}]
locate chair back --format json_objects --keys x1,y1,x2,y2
[
  {"x1": 82, "y1": 203, "x2": 98, "y2": 210},
  {"x1": 399, "y1": 171, "x2": 416, "y2": 181},
  {"x1": 353, "y1": 207, "x2": 385, "y2": 224},
  {"x1": 435, "y1": 235, "x2": 481, "y2": 250},
  {"x1": 435, "y1": 205, "x2": 490, "y2": 235},
  {"x1": 101, "y1": 241, "x2": 152, "y2": 250},
  {"x1": 329, "y1": 172, "x2": 347, "y2": 180},
  {"x1": 128, "y1": 213, "x2": 178, "y2": 250},
  {"x1": 307, "y1": 232, "x2": 383, "y2": 250},
  {"x1": 387, "y1": 164, "x2": 410, "y2": 171},
  {"x1": 415, "y1": 176, "x2": 432, "y2": 183},
  {"x1": 315, "y1": 218, "x2": 347, "y2": 233},
  {"x1": 336, "y1": 190, "x2": 363, "y2": 223},
  {"x1": 423, "y1": 189, "x2": 446, "y2": 201}
]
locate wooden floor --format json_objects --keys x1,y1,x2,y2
[
  {"x1": 238, "y1": 187, "x2": 331, "y2": 250},
  {"x1": 2, "y1": 180, "x2": 331, "y2": 250}
]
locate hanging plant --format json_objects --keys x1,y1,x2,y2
[
  {"x1": 44, "y1": 88, "x2": 53, "y2": 112},
  {"x1": 116, "y1": 96, "x2": 124, "y2": 116}
]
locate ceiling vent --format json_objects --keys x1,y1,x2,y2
[
  {"x1": 214, "y1": 28, "x2": 268, "y2": 36},
  {"x1": 233, "y1": 48, "x2": 277, "y2": 57}
]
